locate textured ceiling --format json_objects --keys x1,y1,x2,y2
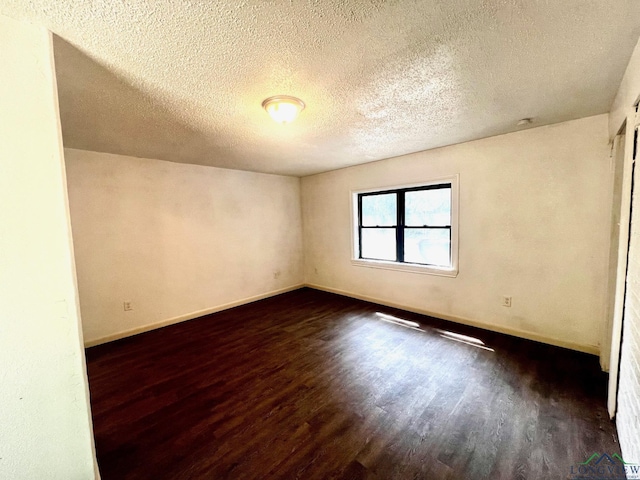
[{"x1": 3, "y1": 1, "x2": 640, "y2": 176}]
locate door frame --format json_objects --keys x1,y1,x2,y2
[
  {"x1": 608, "y1": 101, "x2": 640, "y2": 418},
  {"x1": 602, "y1": 128, "x2": 626, "y2": 372}
]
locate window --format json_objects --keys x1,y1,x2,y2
[{"x1": 352, "y1": 176, "x2": 458, "y2": 276}]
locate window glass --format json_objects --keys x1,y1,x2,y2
[
  {"x1": 361, "y1": 228, "x2": 396, "y2": 261},
  {"x1": 361, "y1": 193, "x2": 396, "y2": 226},
  {"x1": 405, "y1": 188, "x2": 451, "y2": 226},
  {"x1": 404, "y1": 228, "x2": 450, "y2": 266}
]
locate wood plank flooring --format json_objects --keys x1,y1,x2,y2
[{"x1": 86, "y1": 288, "x2": 621, "y2": 480}]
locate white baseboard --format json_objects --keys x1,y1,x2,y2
[
  {"x1": 305, "y1": 283, "x2": 600, "y2": 356},
  {"x1": 84, "y1": 284, "x2": 305, "y2": 347},
  {"x1": 85, "y1": 282, "x2": 600, "y2": 356}
]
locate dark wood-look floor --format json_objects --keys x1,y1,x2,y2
[{"x1": 86, "y1": 288, "x2": 621, "y2": 480}]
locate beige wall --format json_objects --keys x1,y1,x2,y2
[
  {"x1": 302, "y1": 115, "x2": 611, "y2": 353},
  {"x1": 65, "y1": 149, "x2": 304, "y2": 345},
  {"x1": 0, "y1": 16, "x2": 97, "y2": 480}
]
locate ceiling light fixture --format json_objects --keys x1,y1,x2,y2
[{"x1": 262, "y1": 95, "x2": 305, "y2": 124}]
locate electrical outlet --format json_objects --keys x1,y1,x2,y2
[
  {"x1": 123, "y1": 301, "x2": 133, "y2": 311},
  {"x1": 502, "y1": 296, "x2": 512, "y2": 308}
]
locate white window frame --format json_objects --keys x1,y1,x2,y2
[{"x1": 350, "y1": 175, "x2": 459, "y2": 277}]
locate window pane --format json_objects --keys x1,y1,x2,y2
[
  {"x1": 361, "y1": 228, "x2": 396, "y2": 261},
  {"x1": 405, "y1": 187, "x2": 451, "y2": 226},
  {"x1": 361, "y1": 193, "x2": 396, "y2": 226},
  {"x1": 404, "y1": 228, "x2": 450, "y2": 266}
]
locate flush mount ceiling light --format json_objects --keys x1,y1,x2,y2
[{"x1": 262, "y1": 95, "x2": 305, "y2": 124}]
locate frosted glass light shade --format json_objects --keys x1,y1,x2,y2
[{"x1": 262, "y1": 95, "x2": 305, "y2": 123}]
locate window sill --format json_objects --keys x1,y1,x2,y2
[{"x1": 350, "y1": 258, "x2": 458, "y2": 277}]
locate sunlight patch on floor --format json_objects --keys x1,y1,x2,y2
[{"x1": 374, "y1": 312, "x2": 494, "y2": 351}]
